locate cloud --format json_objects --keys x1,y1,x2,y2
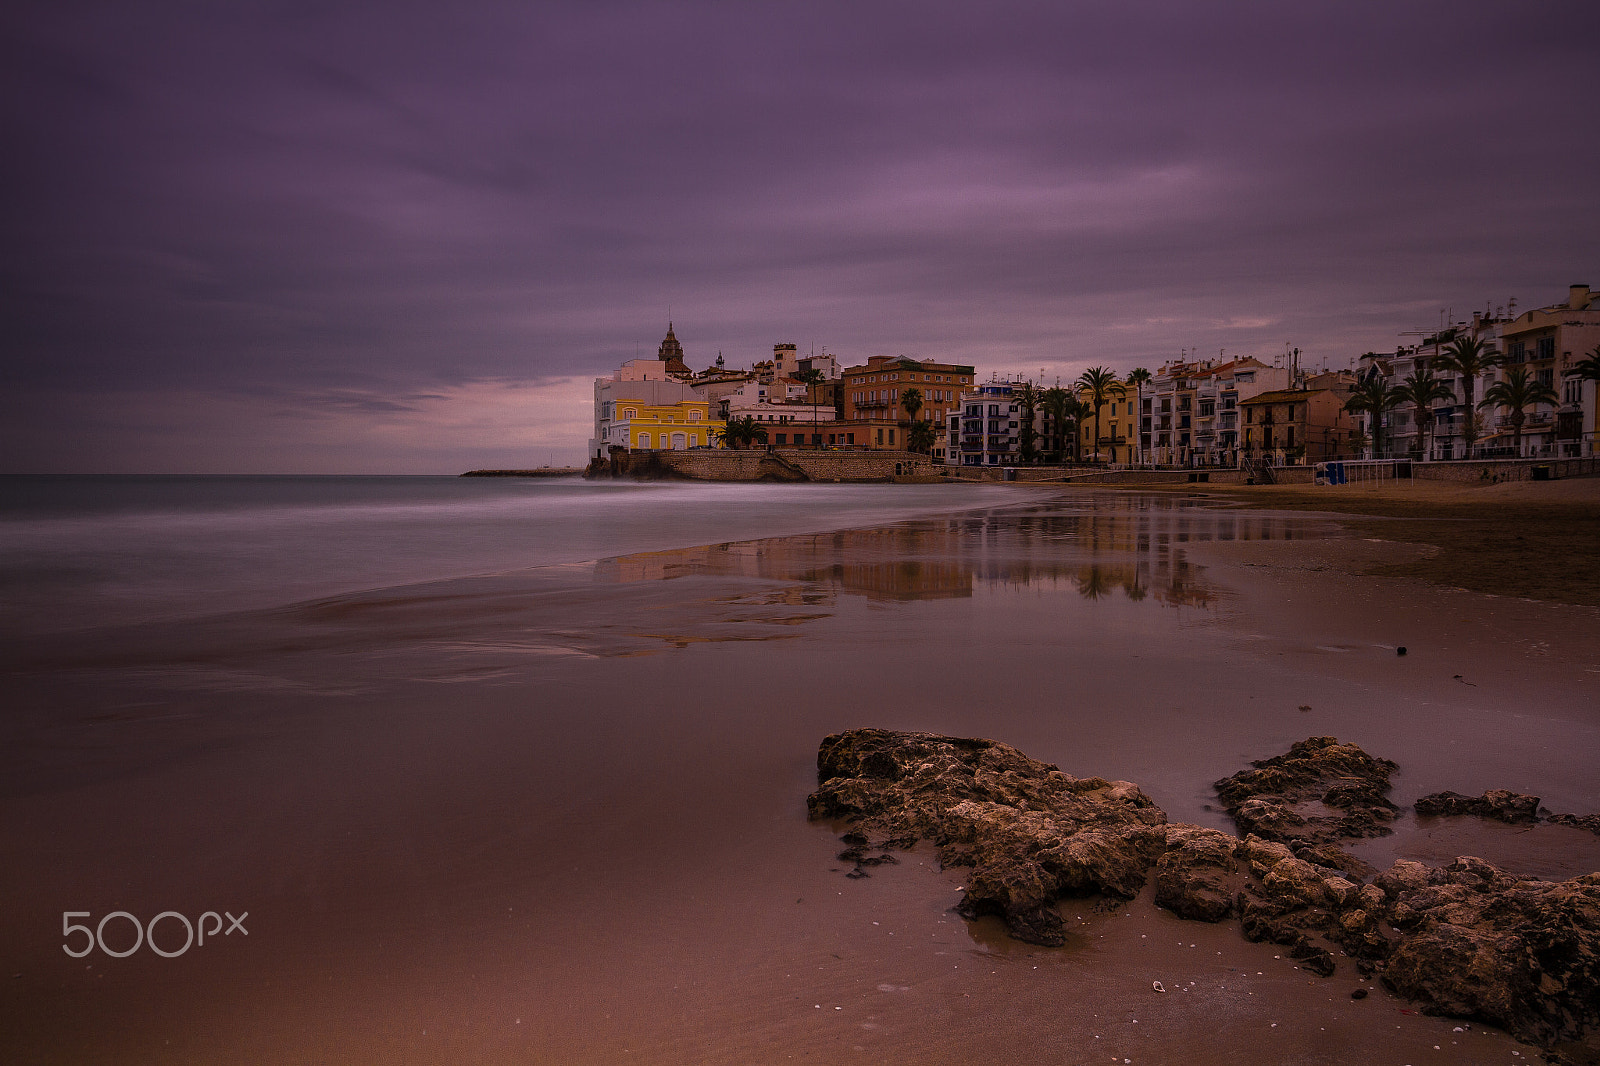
[
  {"x1": 1, "y1": 0, "x2": 1595, "y2": 470},
  {"x1": 0, "y1": 378, "x2": 597, "y2": 473}
]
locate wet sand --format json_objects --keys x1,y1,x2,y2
[{"x1": 3, "y1": 489, "x2": 1599, "y2": 1064}]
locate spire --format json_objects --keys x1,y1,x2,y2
[{"x1": 657, "y1": 322, "x2": 689, "y2": 376}]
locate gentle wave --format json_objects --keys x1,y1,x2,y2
[{"x1": 0, "y1": 476, "x2": 1020, "y2": 635}]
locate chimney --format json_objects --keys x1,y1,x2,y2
[{"x1": 1570, "y1": 284, "x2": 1591, "y2": 311}]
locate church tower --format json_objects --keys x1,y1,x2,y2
[{"x1": 657, "y1": 322, "x2": 690, "y2": 377}]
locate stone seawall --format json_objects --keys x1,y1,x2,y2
[
  {"x1": 947, "y1": 466, "x2": 1310, "y2": 486},
  {"x1": 586, "y1": 449, "x2": 943, "y2": 482},
  {"x1": 1412, "y1": 457, "x2": 1597, "y2": 483}
]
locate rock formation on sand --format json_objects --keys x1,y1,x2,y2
[{"x1": 808, "y1": 729, "x2": 1600, "y2": 1052}]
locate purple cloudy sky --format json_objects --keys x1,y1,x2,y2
[{"x1": 2, "y1": 0, "x2": 1595, "y2": 472}]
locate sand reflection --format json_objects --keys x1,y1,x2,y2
[{"x1": 594, "y1": 495, "x2": 1322, "y2": 610}]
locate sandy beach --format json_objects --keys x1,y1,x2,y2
[{"x1": 3, "y1": 481, "x2": 1598, "y2": 1064}]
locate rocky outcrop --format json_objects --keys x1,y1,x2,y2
[
  {"x1": 1415, "y1": 789, "x2": 1541, "y2": 824},
  {"x1": 1213, "y1": 735, "x2": 1400, "y2": 878},
  {"x1": 1379, "y1": 858, "x2": 1600, "y2": 1047},
  {"x1": 1546, "y1": 813, "x2": 1600, "y2": 836},
  {"x1": 807, "y1": 729, "x2": 1168, "y2": 945},
  {"x1": 810, "y1": 730, "x2": 1600, "y2": 1051}
]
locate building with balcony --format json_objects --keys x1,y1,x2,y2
[
  {"x1": 945, "y1": 381, "x2": 1051, "y2": 466},
  {"x1": 1351, "y1": 284, "x2": 1596, "y2": 460},
  {"x1": 1143, "y1": 357, "x2": 1286, "y2": 466},
  {"x1": 1497, "y1": 284, "x2": 1599, "y2": 458},
  {"x1": 844, "y1": 356, "x2": 975, "y2": 464},
  {"x1": 1239, "y1": 387, "x2": 1354, "y2": 464}
]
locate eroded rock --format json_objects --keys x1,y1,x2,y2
[
  {"x1": 1415, "y1": 789, "x2": 1541, "y2": 824},
  {"x1": 808, "y1": 729, "x2": 1167, "y2": 944},
  {"x1": 1213, "y1": 736, "x2": 1399, "y2": 877},
  {"x1": 809, "y1": 729, "x2": 1600, "y2": 1052}
]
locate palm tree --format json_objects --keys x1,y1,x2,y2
[
  {"x1": 715, "y1": 415, "x2": 768, "y2": 449},
  {"x1": 1062, "y1": 394, "x2": 1089, "y2": 462},
  {"x1": 1572, "y1": 344, "x2": 1600, "y2": 384},
  {"x1": 1124, "y1": 367, "x2": 1152, "y2": 465},
  {"x1": 795, "y1": 368, "x2": 827, "y2": 446},
  {"x1": 1434, "y1": 336, "x2": 1501, "y2": 456},
  {"x1": 1394, "y1": 368, "x2": 1456, "y2": 460},
  {"x1": 900, "y1": 386, "x2": 923, "y2": 425},
  {"x1": 1040, "y1": 387, "x2": 1071, "y2": 462},
  {"x1": 1343, "y1": 375, "x2": 1403, "y2": 458},
  {"x1": 1076, "y1": 367, "x2": 1126, "y2": 463},
  {"x1": 1479, "y1": 367, "x2": 1559, "y2": 457},
  {"x1": 1015, "y1": 381, "x2": 1039, "y2": 464},
  {"x1": 906, "y1": 419, "x2": 939, "y2": 454}
]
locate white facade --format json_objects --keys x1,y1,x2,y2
[
  {"x1": 1144, "y1": 358, "x2": 1288, "y2": 466},
  {"x1": 945, "y1": 382, "x2": 1047, "y2": 466}
]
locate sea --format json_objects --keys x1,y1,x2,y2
[{"x1": 0, "y1": 475, "x2": 1019, "y2": 637}]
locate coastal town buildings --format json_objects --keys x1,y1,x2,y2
[
  {"x1": 1239, "y1": 381, "x2": 1356, "y2": 464},
  {"x1": 843, "y1": 356, "x2": 974, "y2": 464},
  {"x1": 593, "y1": 287, "x2": 1597, "y2": 467},
  {"x1": 590, "y1": 324, "x2": 727, "y2": 458},
  {"x1": 1074, "y1": 384, "x2": 1137, "y2": 464},
  {"x1": 947, "y1": 381, "x2": 1052, "y2": 466},
  {"x1": 1139, "y1": 357, "x2": 1288, "y2": 467},
  {"x1": 1351, "y1": 285, "x2": 1597, "y2": 460},
  {"x1": 1499, "y1": 284, "x2": 1599, "y2": 458},
  {"x1": 596, "y1": 395, "x2": 718, "y2": 452}
]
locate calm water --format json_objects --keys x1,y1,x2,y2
[{"x1": 0, "y1": 476, "x2": 1019, "y2": 635}]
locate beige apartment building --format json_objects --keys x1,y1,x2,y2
[{"x1": 1239, "y1": 386, "x2": 1355, "y2": 463}]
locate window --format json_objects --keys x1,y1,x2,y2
[
  {"x1": 1536, "y1": 337, "x2": 1555, "y2": 360},
  {"x1": 775, "y1": 433, "x2": 787, "y2": 445},
  {"x1": 638, "y1": 433, "x2": 651, "y2": 449}
]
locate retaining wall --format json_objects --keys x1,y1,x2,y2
[
  {"x1": 588, "y1": 449, "x2": 941, "y2": 482},
  {"x1": 1410, "y1": 457, "x2": 1598, "y2": 483}
]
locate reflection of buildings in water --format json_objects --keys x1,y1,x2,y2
[
  {"x1": 592, "y1": 529, "x2": 973, "y2": 602},
  {"x1": 593, "y1": 496, "x2": 1323, "y2": 608}
]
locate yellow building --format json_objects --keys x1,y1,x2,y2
[
  {"x1": 603, "y1": 399, "x2": 723, "y2": 451},
  {"x1": 1075, "y1": 388, "x2": 1135, "y2": 463}
]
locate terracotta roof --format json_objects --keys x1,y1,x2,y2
[{"x1": 1241, "y1": 388, "x2": 1327, "y2": 404}]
